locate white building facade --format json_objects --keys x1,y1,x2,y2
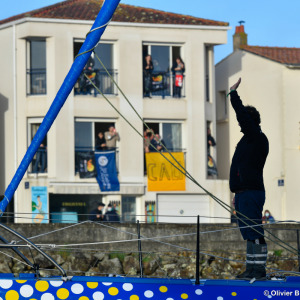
[{"x1": 0, "y1": 1, "x2": 231, "y2": 224}]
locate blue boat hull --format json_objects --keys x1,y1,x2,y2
[{"x1": 0, "y1": 274, "x2": 299, "y2": 299}]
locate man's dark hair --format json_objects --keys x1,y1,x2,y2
[{"x1": 245, "y1": 105, "x2": 261, "y2": 125}]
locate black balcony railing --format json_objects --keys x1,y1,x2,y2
[
  {"x1": 74, "y1": 69, "x2": 118, "y2": 96},
  {"x1": 145, "y1": 72, "x2": 186, "y2": 99},
  {"x1": 27, "y1": 68, "x2": 47, "y2": 95}
]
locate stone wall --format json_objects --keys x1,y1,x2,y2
[
  {"x1": 2, "y1": 222, "x2": 300, "y2": 252},
  {"x1": 0, "y1": 222, "x2": 298, "y2": 279}
]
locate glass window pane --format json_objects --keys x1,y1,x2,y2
[
  {"x1": 162, "y1": 123, "x2": 182, "y2": 151},
  {"x1": 75, "y1": 122, "x2": 93, "y2": 149},
  {"x1": 94, "y1": 43, "x2": 113, "y2": 69},
  {"x1": 151, "y1": 46, "x2": 169, "y2": 73},
  {"x1": 30, "y1": 40, "x2": 46, "y2": 69},
  {"x1": 121, "y1": 196, "x2": 136, "y2": 222}
]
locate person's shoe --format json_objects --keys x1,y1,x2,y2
[
  {"x1": 236, "y1": 266, "x2": 253, "y2": 280},
  {"x1": 248, "y1": 265, "x2": 267, "y2": 281}
]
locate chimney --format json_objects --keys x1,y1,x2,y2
[{"x1": 233, "y1": 22, "x2": 248, "y2": 51}]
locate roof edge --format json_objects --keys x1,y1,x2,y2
[{"x1": 0, "y1": 17, "x2": 231, "y2": 31}]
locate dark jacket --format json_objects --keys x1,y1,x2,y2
[
  {"x1": 104, "y1": 209, "x2": 120, "y2": 222},
  {"x1": 171, "y1": 62, "x2": 185, "y2": 75},
  {"x1": 89, "y1": 208, "x2": 103, "y2": 221},
  {"x1": 95, "y1": 136, "x2": 106, "y2": 151},
  {"x1": 229, "y1": 91, "x2": 269, "y2": 192}
]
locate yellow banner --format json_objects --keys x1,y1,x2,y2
[{"x1": 146, "y1": 152, "x2": 186, "y2": 191}]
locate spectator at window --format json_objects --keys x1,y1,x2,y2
[
  {"x1": 207, "y1": 127, "x2": 216, "y2": 155},
  {"x1": 207, "y1": 127, "x2": 217, "y2": 177},
  {"x1": 105, "y1": 125, "x2": 120, "y2": 150},
  {"x1": 95, "y1": 132, "x2": 107, "y2": 151},
  {"x1": 172, "y1": 56, "x2": 185, "y2": 98},
  {"x1": 155, "y1": 134, "x2": 166, "y2": 152},
  {"x1": 145, "y1": 130, "x2": 162, "y2": 152},
  {"x1": 143, "y1": 54, "x2": 153, "y2": 98},
  {"x1": 34, "y1": 136, "x2": 47, "y2": 173}
]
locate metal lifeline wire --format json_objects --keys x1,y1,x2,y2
[
  {"x1": 6, "y1": 217, "x2": 298, "y2": 276},
  {"x1": 79, "y1": 48, "x2": 299, "y2": 257},
  {"x1": 25, "y1": 219, "x2": 300, "y2": 276},
  {"x1": 5, "y1": 213, "x2": 300, "y2": 276}
]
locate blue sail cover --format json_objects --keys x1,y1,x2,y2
[{"x1": 0, "y1": 0, "x2": 121, "y2": 215}]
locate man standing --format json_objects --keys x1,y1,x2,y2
[
  {"x1": 105, "y1": 125, "x2": 120, "y2": 150},
  {"x1": 89, "y1": 202, "x2": 105, "y2": 222},
  {"x1": 229, "y1": 78, "x2": 269, "y2": 280}
]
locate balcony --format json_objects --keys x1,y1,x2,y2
[
  {"x1": 74, "y1": 69, "x2": 118, "y2": 97},
  {"x1": 144, "y1": 72, "x2": 186, "y2": 99}
]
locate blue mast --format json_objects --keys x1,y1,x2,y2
[{"x1": 0, "y1": 0, "x2": 121, "y2": 215}]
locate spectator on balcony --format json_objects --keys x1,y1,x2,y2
[
  {"x1": 207, "y1": 127, "x2": 218, "y2": 177},
  {"x1": 145, "y1": 130, "x2": 162, "y2": 153},
  {"x1": 82, "y1": 55, "x2": 96, "y2": 95},
  {"x1": 172, "y1": 57, "x2": 185, "y2": 98},
  {"x1": 156, "y1": 134, "x2": 166, "y2": 152},
  {"x1": 105, "y1": 125, "x2": 120, "y2": 150},
  {"x1": 34, "y1": 137, "x2": 47, "y2": 173},
  {"x1": 207, "y1": 127, "x2": 216, "y2": 155},
  {"x1": 95, "y1": 132, "x2": 107, "y2": 151},
  {"x1": 143, "y1": 54, "x2": 153, "y2": 98}
]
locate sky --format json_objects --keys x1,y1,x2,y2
[{"x1": 1, "y1": 0, "x2": 300, "y2": 63}]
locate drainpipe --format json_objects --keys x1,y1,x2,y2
[{"x1": 13, "y1": 24, "x2": 18, "y2": 222}]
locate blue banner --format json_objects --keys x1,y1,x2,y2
[{"x1": 95, "y1": 151, "x2": 120, "y2": 192}]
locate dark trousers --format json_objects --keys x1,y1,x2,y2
[{"x1": 235, "y1": 190, "x2": 265, "y2": 240}]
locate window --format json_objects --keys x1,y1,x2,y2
[
  {"x1": 26, "y1": 39, "x2": 46, "y2": 95},
  {"x1": 28, "y1": 119, "x2": 47, "y2": 174},
  {"x1": 74, "y1": 41, "x2": 117, "y2": 96},
  {"x1": 205, "y1": 46, "x2": 212, "y2": 102},
  {"x1": 49, "y1": 194, "x2": 103, "y2": 223},
  {"x1": 143, "y1": 121, "x2": 183, "y2": 152},
  {"x1": 142, "y1": 44, "x2": 185, "y2": 98},
  {"x1": 121, "y1": 196, "x2": 136, "y2": 223},
  {"x1": 74, "y1": 119, "x2": 119, "y2": 174}
]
